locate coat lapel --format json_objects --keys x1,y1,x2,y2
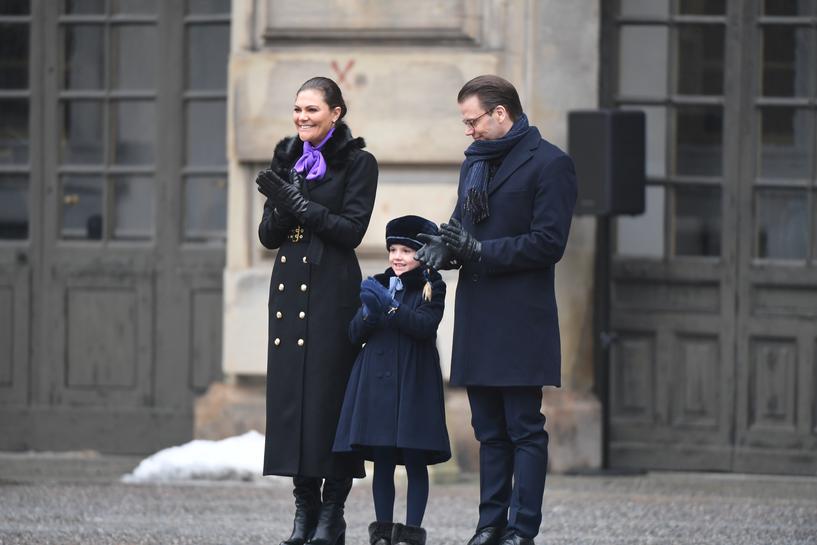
[{"x1": 487, "y1": 128, "x2": 541, "y2": 196}]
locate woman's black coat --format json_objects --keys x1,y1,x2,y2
[
  {"x1": 333, "y1": 267, "x2": 451, "y2": 465},
  {"x1": 259, "y1": 122, "x2": 377, "y2": 478}
]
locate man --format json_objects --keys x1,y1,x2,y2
[{"x1": 416, "y1": 75, "x2": 576, "y2": 545}]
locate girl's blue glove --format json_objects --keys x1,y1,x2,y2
[
  {"x1": 360, "y1": 279, "x2": 384, "y2": 321},
  {"x1": 360, "y1": 277, "x2": 399, "y2": 318}
]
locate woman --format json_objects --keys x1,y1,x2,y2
[{"x1": 256, "y1": 76, "x2": 378, "y2": 545}]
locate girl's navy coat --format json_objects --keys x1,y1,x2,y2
[{"x1": 333, "y1": 266, "x2": 451, "y2": 465}]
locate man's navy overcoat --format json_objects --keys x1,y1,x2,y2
[{"x1": 448, "y1": 127, "x2": 577, "y2": 387}]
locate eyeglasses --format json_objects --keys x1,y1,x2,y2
[{"x1": 462, "y1": 107, "x2": 495, "y2": 129}]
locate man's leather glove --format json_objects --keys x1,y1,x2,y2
[
  {"x1": 440, "y1": 218, "x2": 481, "y2": 262},
  {"x1": 255, "y1": 169, "x2": 310, "y2": 222},
  {"x1": 415, "y1": 233, "x2": 461, "y2": 271}
]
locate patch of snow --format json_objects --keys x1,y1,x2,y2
[{"x1": 122, "y1": 431, "x2": 287, "y2": 484}]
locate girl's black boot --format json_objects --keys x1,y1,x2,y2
[
  {"x1": 391, "y1": 523, "x2": 427, "y2": 545},
  {"x1": 369, "y1": 522, "x2": 394, "y2": 545}
]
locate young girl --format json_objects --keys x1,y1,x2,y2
[{"x1": 333, "y1": 215, "x2": 451, "y2": 545}]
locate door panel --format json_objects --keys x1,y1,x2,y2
[
  {"x1": 47, "y1": 269, "x2": 154, "y2": 407},
  {"x1": 0, "y1": 265, "x2": 29, "y2": 406}
]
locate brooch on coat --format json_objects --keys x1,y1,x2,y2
[{"x1": 288, "y1": 225, "x2": 305, "y2": 243}]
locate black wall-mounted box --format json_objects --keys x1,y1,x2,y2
[{"x1": 568, "y1": 109, "x2": 646, "y2": 216}]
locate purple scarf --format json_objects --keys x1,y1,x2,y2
[{"x1": 294, "y1": 126, "x2": 335, "y2": 180}]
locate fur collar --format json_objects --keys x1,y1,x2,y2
[
  {"x1": 375, "y1": 266, "x2": 441, "y2": 290},
  {"x1": 269, "y1": 122, "x2": 366, "y2": 176}
]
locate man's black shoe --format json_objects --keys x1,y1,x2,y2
[
  {"x1": 497, "y1": 530, "x2": 534, "y2": 545},
  {"x1": 465, "y1": 527, "x2": 504, "y2": 545}
]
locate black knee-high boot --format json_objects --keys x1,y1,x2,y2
[
  {"x1": 281, "y1": 476, "x2": 322, "y2": 545},
  {"x1": 309, "y1": 477, "x2": 352, "y2": 545}
]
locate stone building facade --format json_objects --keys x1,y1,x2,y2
[{"x1": 214, "y1": 0, "x2": 601, "y2": 473}]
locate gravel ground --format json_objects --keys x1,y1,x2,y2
[{"x1": 0, "y1": 454, "x2": 816, "y2": 545}]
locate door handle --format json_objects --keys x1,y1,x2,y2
[
  {"x1": 16, "y1": 251, "x2": 27, "y2": 265},
  {"x1": 64, "y1": 193, "x2": 80, "y2": 206}
]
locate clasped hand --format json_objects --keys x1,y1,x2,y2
[
  {"x1": 254, "y1": 169, "x2": 310, "y2": 221},
  {"x1": 359, "y1": 277, "x2": 398, "y2": 322},
  {"x1": 415, "y1": 217, "x2": 480, "y2": 270}
]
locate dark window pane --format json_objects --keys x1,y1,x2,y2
[
  {"x1": 187, "y1": 23, "x2": 229, "y2": 90},
  {"x1": 0, "y1": 174, "x2": 28, "y2": 239},
  {"x1": 760, "y1": 108, "x2": 812, "y2": 178},
  {"x1": 63, "y1": 25, "x2": 104, "y2": 90},
  {"x1": 60, "y1": 100, "x2": 103, "y2": 164},
  {"x1": 112, "y1": 100, "x2": 155, "y2": 165},
  {"x1": 184, "y1": 175, "x2": 226, "y2": 242},
  {"x1": 187, "y1": 0, "x2": 231, "y2": 14},
  {"x1": 63, "y1": 0, "x2": 105, "y2": 14},
  {"x1": 763, "y1": 0, "x2": 813, "y2": 16},
  {"x1": 112, "y1": 25, "x2": 157, "y2": 89},
  {"x1": 761, "y1": 26, "x2": 812, "y2": 97},
  {"x1": 677, "y1": 25, "x2": 724, "y2": 95},
  {"x1": 113, "y1": 176, "x2": 154, "y2": 240},
  {"x1": 111, "y1": 0, "x2": 156, "y2": 14},
  {"x1": 186, "y1": 100, "x2": 226, "y2": 166},
  {"x1": 61, "y1": 175, "x2": 103, "y2": 240},
  {"x1": 0, "y1": 23, "x2": 29, "y2": 89},
  {"x1": 0, "y1": 1, "x2": 30, "y2": 15},
  {"x1": 756, "y1": 189, "x2": 808, "y2": 259},
  {"x1": 678, "y1": 0, "x2": 725, "y2": 15},
  {"x1": 674, "y1": 186, "x2": 721, "y2": 257},
  {"x1": 0, "y1": 99, "x2": 28, "y2": 164},
  {"x1": 675, "y1": 106, "x2": 723, "y2": 176}
]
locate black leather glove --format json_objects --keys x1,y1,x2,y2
[
  {"x1": 255, "y1": 169, "x2": 310, "y2": 222},
  {"x1": 256, "y1": 169, "x2": 297, "y2": 226},
  {"x1": 440, "y1": 218, "x2": 481, "y2": 262},
  {"x1": 288, "y1": 168, "x2": 306, "y2": 192},
  {"x1": 255, "y1": 169, "x2": 283, "y2": 200},
  {"x1": 415, "y1": 233, "x2": 461, "y2": 270}
]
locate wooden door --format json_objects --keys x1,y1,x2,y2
[
  {"x1": 732, "y1": 0, "x2": 817, "y2": 474},
  {"x1": 0, "y1": 0, "x2": 229, "y2": 454},
  {"x1": 606, "y1": 0, "x2": 817, "y2": 475}
]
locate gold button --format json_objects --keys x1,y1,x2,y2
[
  {"x1": 274, "y1": 338, "x2": 281, "y2": 346},
  {"x1": 278, "y1": 283, "x2": 284, "y2": 292},
  {"x1": 299, "y1": 311, "x2": 305, "y2": 319},
  {"x1": 300, "y1": 284, "x2": 307, "y2": 292},
  {"x1": 302, "y1": 257, "x2": 307, "y2": 264},
  {"x1": 276, "y1": 311, "x2": 283, "y2": 319},
  {"x1": 280, "y1": 255, "x2": 287, "y2": 263},
  {"x1": 297, "y1": 339, "x2": 304, "y2": 347}
]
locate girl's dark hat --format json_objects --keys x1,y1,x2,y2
[{"x1": 386, "y1": 215, "x2": 438, "y2": 251}]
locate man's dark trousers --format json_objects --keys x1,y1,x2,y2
[{"x1": 467, "y1": 385, "x2": 548, "y2": 538}]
